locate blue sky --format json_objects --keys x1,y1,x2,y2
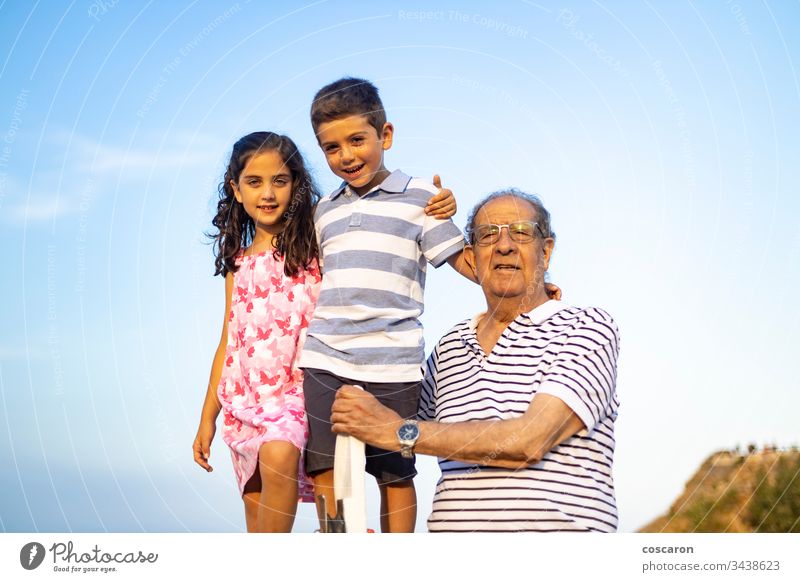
[{"x1": 1, "y1": 0, "x2": 799, "y2": 533}]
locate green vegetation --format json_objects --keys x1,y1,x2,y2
[
  {"x1": 640, "y1": 449, "x2": 800, "y2": 533},
  {"x1": 750, "y1": 455, "x2": 800, "y2": 533}
]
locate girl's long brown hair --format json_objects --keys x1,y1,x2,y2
[{"x1": 209, "y1": 132, "x2": 320, "y2": 277}]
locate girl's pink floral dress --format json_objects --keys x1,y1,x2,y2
[{"x1": 217, "y1": 250, "x2": 321, "y2": 502}]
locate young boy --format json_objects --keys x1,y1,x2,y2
[{"x1": 299, "y1": 77, "x2": 473, "y2": 532}]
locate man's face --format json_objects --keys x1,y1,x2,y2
[
  {"x1": 467, "y1": 195, "x2": 554, "y2": 303},
  {"x1": 316, "y1": 115, "x2": 393, "y2": 195}
]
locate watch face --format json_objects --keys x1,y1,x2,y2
[{"x1": 399, "y1": 423, "x2": 419, "y2": 441}]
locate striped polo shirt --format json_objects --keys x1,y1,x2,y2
[
  {"x1": 419, "y1": 300, "x2": 620, "y2": 532},
  {"x1": 299, "y1": 170, "x2": 465, "y2": 382}
]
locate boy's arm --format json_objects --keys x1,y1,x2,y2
[
  {"x1": 446, "y1": 249, "x2": 477, "y2": 283},
  {"x1": 424, "y1": 175, "x2": 456, "y2": 219}
]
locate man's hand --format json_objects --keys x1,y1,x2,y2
[{"x1": 331, "y1": 385, "x2": 403, "y2": 450}]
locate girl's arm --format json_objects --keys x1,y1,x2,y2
[{"x1": 192, "y1": 272, "x2": 234, "y2": 472}]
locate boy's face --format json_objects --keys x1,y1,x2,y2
[{"x1": 317, "y1": 115, "x2": 393, "y2": 195}]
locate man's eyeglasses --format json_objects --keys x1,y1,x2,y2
[{"x1": 471, "y1": 221, "x2": 547, "y2": 246}]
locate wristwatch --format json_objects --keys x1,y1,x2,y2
[{"x1": 397, "y1": 420, "x2": 420, "y2": 459}]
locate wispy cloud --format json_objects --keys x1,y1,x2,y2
[
  {"x1": 63, "y1": 131, "x2": 220, "y2": 174},
  {"x1": 3, "y1": 130, "x2": 223, "y2": 225},
  {"x1": 0, "y1": 345, "x2": 48, "y2": 360},
  {"x1": 7, "y1": 197, "x2": 64, "y2": 222}
]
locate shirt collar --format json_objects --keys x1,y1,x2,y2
[
  {"x1": 460, "y1": 314, "x2": 484, "y2": 355},
  {"x1": 522, "y1": 299, "x2": 570, "y2": 324},
  {"x1": 460, "y1": 300, "x2": 570, "y2": 353},
  {"x1": 329, "y1": 169, "x2": 411, "y2": 199},
  {"x1": 467, "y1": 300, "x2": 569, "y2": 330}
]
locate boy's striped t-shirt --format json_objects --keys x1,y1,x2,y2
[{"x1": 299, "y1": 170, "x2": 465, "y2": 382}]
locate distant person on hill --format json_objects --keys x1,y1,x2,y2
[{"x1": 331, "y1": 189, "x2": 621, "y2": 532}]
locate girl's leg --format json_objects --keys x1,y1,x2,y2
[
  {"x1": 256, "y1": 441, "x2": 301, "y2": 532},
  {"x1": 242, "y1": 473, "x2": 262, "y2": 533}
]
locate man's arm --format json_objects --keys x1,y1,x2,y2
[
  {"x1": 419, "y1": 393, "x2": 584, "y2": 468},
  {"x1": 332, "y1": 307, "x2": 619, "y2": 469},
  {"x1": 330, "y1": 387, "x2": 584, "y2": 469}
]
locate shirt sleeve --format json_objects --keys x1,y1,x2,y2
[
  {"x1": 535, "y1": 307, "x2": 620, "y2": 433},
  {"x1": 417, "y1": 348, "x2": 439, "y2": 421},
  {"x1": 420, "y1": 213, "x2": 465, "y2": 267}
]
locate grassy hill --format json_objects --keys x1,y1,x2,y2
[{"x1": 639, "y1": 448, "x2": 800, "y2": 533}]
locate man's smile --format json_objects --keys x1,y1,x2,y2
[{"x1": 494, "y1": 263, "x2": 520, "y2": 270}]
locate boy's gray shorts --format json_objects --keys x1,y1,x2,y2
[{"x1": 302, "y1": 367, "x2": 420, "y2": 483}]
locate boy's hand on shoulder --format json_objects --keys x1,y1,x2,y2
[
  {"x1": 424, "y1": 174, "x2": 457, "y2": 219},
  {"x1": 545, "y1": 282, "x2": 562, "y2": 301}
]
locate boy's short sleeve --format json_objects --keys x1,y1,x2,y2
[{"x1": 420, "y1": 214, "x2": 465, "y2": 267}]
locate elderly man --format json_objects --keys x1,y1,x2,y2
[{"x1": 331, "y1": 189, "x2": 620, "y2": 532}]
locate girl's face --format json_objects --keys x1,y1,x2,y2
[{"x1": 231, "y1": 150, "x2": 294, "y2": 240}]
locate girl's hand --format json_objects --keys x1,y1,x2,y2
[
  {"x1": 424, "y1": 175, "x2": 457, "y2": 219},
  {"x1": 193, "y1": 420, "x2": 217, "y2": 472},
  {"x1": 545, "y1": 282, "x2": 562, "y2": 301}
]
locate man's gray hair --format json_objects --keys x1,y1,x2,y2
[{"x1": 464, "y1": 188, "x2": 556, "y2": 245}]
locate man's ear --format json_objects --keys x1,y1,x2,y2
[
  {"x1": 230, "y1": 179, "x2": 242, "y2": 203},
  {"x1": 542, "y1": 238, "x2": 555, "y2": 271},
  {"x1": 381, "y1": 122, "x2": 394, "y2": 151},
  {"x1": 464, "y1": 244, "x2": 478, "y2": 278}
]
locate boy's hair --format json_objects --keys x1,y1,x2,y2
[
  {"x1": 210, "y1": 131, "x2": 320, "y2": 277},
  {"x1": 310, "y1": 77, "x2": 387, "y2": 137}
]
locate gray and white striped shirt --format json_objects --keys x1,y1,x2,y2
[{"x1": 299, "y1": 170, "x2": 464, "y2": 382}]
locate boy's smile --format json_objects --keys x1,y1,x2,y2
[{"x1": 317, "y1": 114, "x2": 393, "y2": 196}]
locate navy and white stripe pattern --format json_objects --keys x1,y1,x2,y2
[
  {"x1": 419, "y1": 300, "x2": 620, "y2": 532},
  {"x1": 299, "y1": 170, "x2": 465, "y2": 382}
]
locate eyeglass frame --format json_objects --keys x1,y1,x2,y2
[{"x1": 470, "y1": 220, "x2": 548, "y2": 246}]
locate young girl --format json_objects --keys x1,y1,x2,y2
[
  {"x1": 192, "y1": 132, "x2": 456, "y2": 532},
  {"x1": 193, "y1": 132, "x2": 321, "y2": 533}
]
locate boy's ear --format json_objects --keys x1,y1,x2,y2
[
  {"x1": 230, "y1": 179, "x2": 242, "y2": 203},
  {"x1": 380, "y1": 122, "x2": 394, "y2": 151}
]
